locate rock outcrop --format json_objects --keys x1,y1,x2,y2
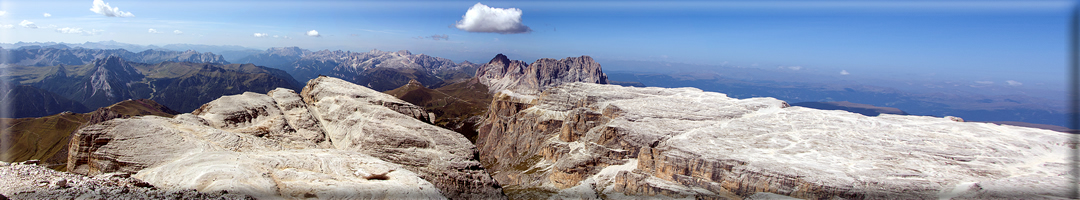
[
  {"x1": 66, "y1": 76, "x2": 504, "y2": 199},
  {"x1": 0, "y1": 161, "x2": 252, "y2": 199},
  {"x1": 475, "y1": 82, "x2": 1074, "y2": 199},
  {"x1": 475, "y1": 54, "x2": 608, "y2": 95}
]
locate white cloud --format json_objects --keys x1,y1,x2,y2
[
  {"x1": 429, "y1": 34, "x2": 449, "y2": 40},
  {"x1": 43, "y1": 13, "x2": 51, "y2": 17},
  {"x1": 56, "y1": 27, "x2": 103, "y2": 36},
  {"x1": 975, "y1": 81, "x2": 993, "y2": 84},
  {"x1": 1006, "y1": 80, "x2": 1022, "y2": 86},
  {"x1": 19, "y1": 20, "x2": 37, "y2": 29},
  {"x1": 148, "y1": 28, "x2": 159, "y2": 33},
  {"x1": 780, "y1": 66, "x2": 802, "y2": 70},
  {"x1": 173, "y1": 30, "x2": 182, "y2": 34},
  {"x1": 454, "y1": 3, "x2": 531, "y2": 34},
  {"x1": 840, "y1": 70, "x2": 850, "y2": 75},
  {"x1": 254, "y1": 33, "x2": 268, "y2": 37},
  {"x1": 0, "y1": 11, "x2": 7, "y2": 16},
  {"x1": 306, "y1": 30, "x2": 320, "y2": 37},
  {"x1": 90, "y1": 0, "x2": 134, "y2": 17},
  {"x1": 0, "y1": 24, "x2": 11, "y2": 29}
]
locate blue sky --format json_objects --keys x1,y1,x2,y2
[{"x1": 0, "y1": 0, "x2": 1074, "y2": 89}]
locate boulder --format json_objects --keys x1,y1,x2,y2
[{"x1": 67, "y1": 76, "x2": 504, "y2": 199}]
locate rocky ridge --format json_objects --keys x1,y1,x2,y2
[
  {"x1": 475, "y1": 82, "x2": 1074, "y2": 199},
  {"x1": 65, "y1": 76, "x2": 503, "y2": 199},
  {"x1": 1, "y1": 46, "x2": 229, "y2": 66},
  {"x1": 475, "y1": 54, "x2": 608, "y2": 95}
]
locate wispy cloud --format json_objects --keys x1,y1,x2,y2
[
  {"x1": 779, "y1": 66, "x2": 802, "y2": 70},
  {"x1": 455, "y1": 3, "x2": 531, "y2": 34},
  {"x1": 173, "y1": 30, "x2": 182, "y2": 34},
  {"x1": 43, "y1": 13, "x2": 51, "y2": 17},
  {"x1": 90, "y1": 0, "x2": 134, "y2": 17},
  {"x1": 148, "y1": 28, "x2": 159, "y2": 33},
  {"x1": 56, "y1": 27, "x2": 103, "y2": 36},
  {"x1": 19, "y1": 20, "x2": 37, "y2": 29},
  {"x1": 0, "y1": 24, "x2": 11, "y2": 29},
  {"x1": 254, "y1": 33, "x2": 268, "y2": 37},
  {"x1": 975, "y1": 81, "x2": 993, "y2": 84},
  {"x1": 840, "y1": 70, "x2": 850, "y2": 75},
  {"x1": 306, "y1": 30, "x2": 320, "y2": 37},
  {"x1": 1006, "y1": 80, "x2": 1022, "y2": 86},
  {"x1": 0, "y1": 11, "x2": 7, "y2": 16}
]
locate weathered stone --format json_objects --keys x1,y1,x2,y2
[
  {"x1": 475, "y1": 54, "x2": 608, "y2": 95},
  {"x1": 67, "y1": 76, "x2": 504, "y2": 199},
  {"x1": 476, "y1": 82, "x2": 1074, "y2": 199}
]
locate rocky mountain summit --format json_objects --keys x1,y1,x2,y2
[
  {"x1": 63, "y1": 76, "x2": 503, "y2": 199},
  {"x1": 476, "y1": 54, "x2": 608, "y2": 95},
  {"x1": 475, "y1": 82, "x2": 1073, "y2": 199}
]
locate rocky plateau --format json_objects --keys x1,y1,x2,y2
[{"x1": 475, "y1": 82, "x2": 1075, "y2": 199}]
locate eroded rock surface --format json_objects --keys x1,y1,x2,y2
[
  {"x1": 476, "y1": 82, "x2": 1074, "y2": 199},
  {"x1": 67, "y1": 76, "x2": 504, "y2": 199},
  {"x1": 476, "y1": 54, "x2": 607, "y2": 95},
  {"x1": 0, "y1": 161, "x2": 252, "y2": 199}
]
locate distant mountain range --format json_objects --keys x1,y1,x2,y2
[
  {"x1": 236, "y1": 47, "x2": 479, "y2": 91},
  {"x1": 0, "y1": 41, "x2": 260, "y2": 62},
  {"x1": 1, "y1": 45, "x2": 229, "y2": 66},
  {"x1": 1, "y1": 53, "x2": 299, "y2": 118}
]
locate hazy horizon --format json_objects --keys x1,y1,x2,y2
[{"x1": 0, "y1": 0, "x2": 1073, "y2": 98}]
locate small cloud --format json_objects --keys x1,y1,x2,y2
[
  {"x1": 90, "y1": 0, "x2": 134, "y2": 17},
  {"x1": 43, "y1": 13, "x2": 51, "y2": 17},
  {"x1": 494, "y1": 38, "x2": 499, "y2": 42},
  {"x1": 350, "y1": 34, "x2": 359, "y2": 37},
  {"x1": 428, "y1": 34, "x2": 449, "y2": 40},
  {"x1": 148, "y1": 28, "x2": 159, "y2": 33},
  {"x1": 454, "y1": 3, "x2": 531, "y2": 34},
  {"x1": 0, "y1": 11, "x2": 7, "y2": 16},
  {"x1": 19, "y1": 20, "x2": 37, "y2": 29},
  {"x1": 56, "y1": 27, "x2": 103, "y2": 36},
  {"x1": 975, "y1": 81, "x2": 993, "y2": 84},
  {"x1": 306, "y1": 30, "x2": 320, "y2": 37},
  {"x1": 173, "y1": 30, "x2": 182, "y2": 34},
  {"x1": 840, "y1": 70, "x2": 850, "y2": 75},
  {"x1": 1006, "y1": 80, "x2": 1022, "y2": 86},
  {"x1": 0, "y1": 24, "x2": 12, "y2": 29},
  {"x1": 780, "y1": 66, "x2": 802, "y2": 70},
  {"x1": 254, "y1": 33, "x2": 268, "y2": 37}
]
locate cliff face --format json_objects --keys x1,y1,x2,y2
[
  {"x1": 475, "y1": 82, "x2": 1074, "y2": 199},
  {"x1": 476, "y1": 54, "x2": 607, "y2": 95},
  {"x1": 66, "y1": 77, "x2": 504, "y2": 199}
]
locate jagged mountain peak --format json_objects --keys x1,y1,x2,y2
[{"x1": 475, "y1": 54, "x2": 607, "y2": 95}]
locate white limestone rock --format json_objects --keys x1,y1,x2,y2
[
  {"x1": 68, "y1": 76, "x2": 504, "y2": 199},
  {"x1": 476, "y1": 82, "x2": 1074, "y2": 199}
]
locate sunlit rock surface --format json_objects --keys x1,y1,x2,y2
[
  {"x1": 67, "y1": 76, "x2": 504, "y2": 199},
  {"x1": 476, "y1": 82, "x2": 1074, "y2": 199},
  {"x1": 475, "y1": 54, "x2": 607, "y2": 95}
]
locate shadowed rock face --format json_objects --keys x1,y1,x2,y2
[
  {"x1": 67, "y1": 76, "x2": 505, "y2": 199},
  {"x1": 476, "y1": 54, "x2": 608, "y2": 95},
  {"x1": 476, "y1": 82, "x2": 1073, "y2": 199}
]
